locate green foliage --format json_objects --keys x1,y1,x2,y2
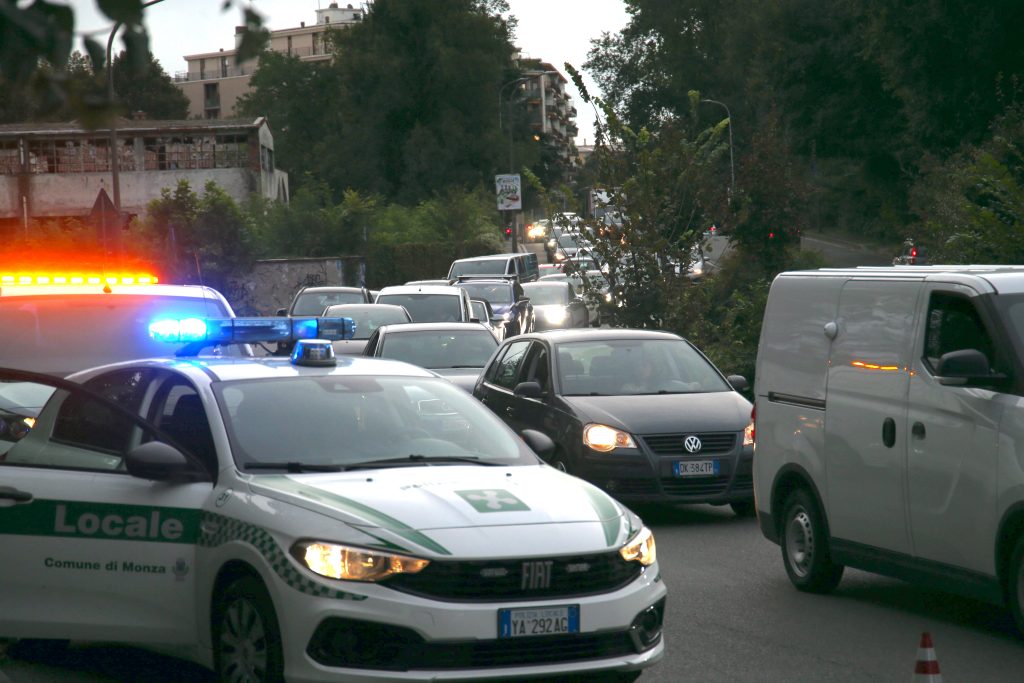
[
  {"x1": 0, "y1": 0, "x2": 265, "y2": 127},
  {"x1": 110, "y1": 50, "x2": 189, "y2": 119},
  {"x1": 585, "y1": 1, "x2": 1024, "y2": 243},
  {"x1": 139, "y1": 180, "x2": 257, "y2": 292},
  {"x1": 915, "y1": 103, "x2": 1024, "y2": 264}
]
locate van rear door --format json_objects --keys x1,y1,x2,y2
[{"x1": 825, "y1": 279, "x2": 921, "y2": 555}]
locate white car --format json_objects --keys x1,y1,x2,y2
[{"x1": 0, "y1": 320, "x2": 667, "y2": 682}]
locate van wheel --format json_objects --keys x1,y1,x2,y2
[
  {"x1": 781, "y1": 489, "x2": 844, "y2": 593},
  {"x1": 214, "y1": 576, "x2": 284, "y2": 683},
  {"x1": 1008, "y1": 535, "x2": 1024, "y2": 636}
]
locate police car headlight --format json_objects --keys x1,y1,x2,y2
[
  {"x1": 583, "y1": 423, "x2": 636, "y2": 452},
  {"x1": 292, "y1": 541, "x2": 429, "y2": 582},
  {"x1": 620, "y1": 527, "x2": 656, "y2": 566}
]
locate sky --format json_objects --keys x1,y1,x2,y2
[{"x1": 66, "y1": 0, "x2": 631, "y2": 146}]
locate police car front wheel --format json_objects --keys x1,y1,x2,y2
[{"x1": 214, "y1": 576, "x2": 285, "y2": 683}]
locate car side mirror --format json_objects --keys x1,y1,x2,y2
[
  {"x1": 936, "y1": 349, "x2": 1005, "y2": 386},
  {"x1": 276, "y1": 307, "x2": 287, "y2": 316},
  {"x1": 727, "y1": 375, "x2": 749, "y2": 392},
  {"x1": 514, "y1": 381, "x2": 544, "y2": 399},
  {"x1": 126, "y1": 441, "x2": 206, "y2": 482},
  {"x1": 520, "y1": 429, "x2": 555, "y2": 458}
]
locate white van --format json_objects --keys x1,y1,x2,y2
[{"x1": 754, "y1": 265, "x2": 1024, "y2": 633}]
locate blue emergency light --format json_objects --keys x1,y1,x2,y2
[{"x1": 148, "y1": 316, "x2": 356, "y2": 345}]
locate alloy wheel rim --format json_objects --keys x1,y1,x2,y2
[
  {"x1": 220, "y1": 597, "x2": 269, "y2": 683},
  {"x1": 786, "y1": 508, "x2": 814, "y2": 578}
]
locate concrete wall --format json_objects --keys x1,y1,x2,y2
[
  {"x1": 1, "y1": 168, "x2": 258, "y2": 218},
  {"x1": 229, "y1": 256, "x2": 366, "y2": 316},
  {"x1": 178, "y1": 75, "x2": 253, "y2": 118}
]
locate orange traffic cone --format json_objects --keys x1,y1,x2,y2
[{"x1": 913, "y1": 632, "x2": 942, "y2": 682}]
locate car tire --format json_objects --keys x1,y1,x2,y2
[
  {"x1": 780, "y1": 488, "x2": 844, "y2": 593},
  {"x1": 214, "y1": 575, "x2": 285, "y2": 683},
  {"x1": 1008, "y1": 534, "x2": 1024, "y2": 637},
  {"x1": 551, "y1": 449, "x2": 570, "y2": 474},
  {"x1": 730, "y1": 500, "x2": 755, "y2": 517}
]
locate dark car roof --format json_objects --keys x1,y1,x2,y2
[
  {"x1": 513, "y1": 328, "x2": 684, "y2": 344},
  {"x1": 376, "y1": 322, "x2": 493, "y2": 334}
]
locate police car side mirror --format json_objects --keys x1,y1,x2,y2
[
  {"x1": 520, "y1": 429, "x2": 555, "y2": 459},
  {"x1": 936, "y1": 349, "x2": 1005, "y2": 387},
  {"x1": 126, "y1": 441, "x2": 207, "y2": 483}
]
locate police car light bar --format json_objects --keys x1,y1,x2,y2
[
  {"x1": 0, "y1": 272, "x2": 158, "y2": 286},
  {"x1": 148, "y1": 317, "x2": 356, "y2": 345}
]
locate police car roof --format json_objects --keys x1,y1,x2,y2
[
  {"x1": 0, "y1": 283, "x2": 227, "y2": 299},
  {"x1": 70, "y1": 355, "x2": 437, "y2": 383}
]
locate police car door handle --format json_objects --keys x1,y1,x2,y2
[
  {"x1": 0, "y1": 486, "x2": 33, "y2": 503},
  {"x1": 912, "y1": 422, "x2": 926, "y2": 439}
]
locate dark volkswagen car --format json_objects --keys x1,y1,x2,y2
[{"x1": 473, "y1": 329, "x2": 755, "y2": 514}]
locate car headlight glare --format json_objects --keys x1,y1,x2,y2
[
  {"x1": 620, "y1": 527, "x2": 656, "y2": 566},
  {"x1": 583, "y1": 423, "x2": 636, "y2": 452},
  {"x1": 544, "y1": 308, "x2": 567, "y2": 323},
  {"x1": 292, "y1": 541, "x2": 429, "y2": 582}
]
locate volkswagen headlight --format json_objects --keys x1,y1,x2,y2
[
  {"x1": 583, "y1": 423, "x2": 636, "y2": 452},
  {"x1": 291, "y1": 541, "x2": 429, "y2": 581},
  {"x1": 620, "y1": 527, "x2": 656, "y2": 566}
]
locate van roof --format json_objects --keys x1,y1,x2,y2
[{"x1": 777, "y1": 265, "x2": 1024, "y2": 295}]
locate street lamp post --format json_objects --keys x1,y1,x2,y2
[
  {"x1": 499, "y1": 71, "x2": 558, "y2": 253},
  {"x1": 701, "y1": 98, "x2": 735, "y2": 197}
]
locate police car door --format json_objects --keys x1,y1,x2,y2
[{"x1": 0, "y1": 368, "x2": 210, "y2": 645}]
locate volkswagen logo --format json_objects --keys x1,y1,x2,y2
[{"x1": 684, "y1": 435, "x2": 702, "y2": 453}]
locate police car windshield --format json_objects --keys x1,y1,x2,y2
[
  {"x1": 0, "y1": 294, "x2": 235, "y2": 376},
  {"x1": 216, "y1": 375, "x2": 534, "y2": 469}
]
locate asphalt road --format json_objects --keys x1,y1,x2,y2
[{"x1": 4, "y1": 504, "x2": 1024, "y2": 681}]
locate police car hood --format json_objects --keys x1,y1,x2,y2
[
  {"x1": 562, "y1": 390, "x2": 751, "y2": 434},
  {"x1": 249, "y1": 466, "x2": 636, "y2": 557}
]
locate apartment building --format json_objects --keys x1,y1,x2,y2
[
  {"x1": 174, "y1": 3, "x2": 365, "y2": 119},
  {"x1": 519, "y1": 61, "x2": 579, "y2": 180}
]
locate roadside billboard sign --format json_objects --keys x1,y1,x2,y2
[{"x1": 495, "y1": 174, "x2": 522, "y2": 211}]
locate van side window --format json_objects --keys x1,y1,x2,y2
[{"x1": 924, "y1": 292, "x2": 995, "y2": 372}]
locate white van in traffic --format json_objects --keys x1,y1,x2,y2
[{"x1": 753, "y1": 265, "x2": 1024, "y2": 633}]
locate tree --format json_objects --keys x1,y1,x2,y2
[
  {"x1": 111, "y1": 50, "x2": 189, "y2": 119},
  {"x1": 236, "y1": 51, "x2": 343, "y2": 191},
  {"x1": 0, "y1": 0, "x2": 266, "y2": 128},
  {"x1": 328, "y1": 0, "x2": 517, "y2": 203}
]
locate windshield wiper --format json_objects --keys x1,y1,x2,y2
[
  {"x1": 344, "y1": 454, "x2": 498, "y2": 470},
  {"x1": 242, "y1": 462, "x2": 343, "y2": 473}
]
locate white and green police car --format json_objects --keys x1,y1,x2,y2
[{"x1": 0, "y1": 317, "x2": 666, "y2": 682}]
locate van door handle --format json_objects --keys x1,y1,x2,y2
[
  {"x1": 882, "y1": 418, "x2": 896, "y2": 448},
  {"x1": 912, "y1": 422, "x2": 926, "y2": 439}
]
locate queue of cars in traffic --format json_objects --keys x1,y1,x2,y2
[{"x1": 10, "y1": 227, "x2": 1024, "y2": 683}]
